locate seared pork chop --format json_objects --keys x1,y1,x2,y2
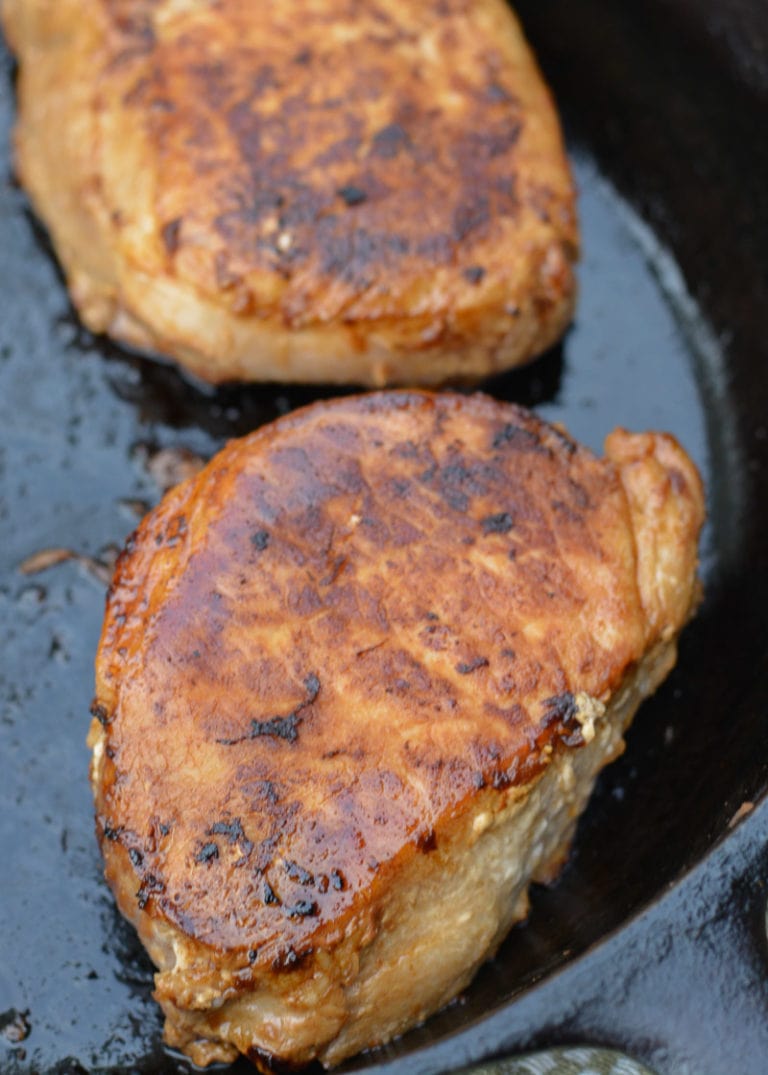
[
  {"x1": 88, "y1": 392, "x2": 704, "y2": 1069},
  {"x1": 3, "y1": 0, "x2": 577, "y2": 386}
]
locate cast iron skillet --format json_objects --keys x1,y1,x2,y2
[{"x1": 1, "y1": 3, "x2": 767, "y2": 1074}]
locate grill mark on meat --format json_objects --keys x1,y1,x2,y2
[
  {"x1": 455, "y1": 657, "x2": 489, "y2": 675},
  {"x1": 539, "y1": 691, "x2": 588, "y2": 747},
  {"x1": 369, "y1": 122, "x2": 411, "y2": 159},
  {"x1": 285, "y1": 899, "x2": 318, "y2": 919},
  {"x1": 481, "y1": 512, "x2": 514, "y2": 534},
  {"x1": 337, "y1": 185, "x2": 367, "y2": 207},
  {"x1": 540, "y1": 691, "x2": 577, "y2": 727},
  {"x1": 251, "y1": 530, "x2": 270, "y2": 551},
  {"x1": 492, "y1": 422, "x2": 550, "y2": 454},
  {"x1": 90, "y1": 700, "x2": 111, "y2": 726},
  {"x1": 263, "y1": 881, "x2": 280, "y2": 905},
  {"x1": 208, "y1": 818, "x2": 254, "y2": 865},
  {"x1": 194, "y1": 842, "x2": 220, "y2": 864},
  {"x1": 136, "y1": 873, "x2": 164, "y2": 910},
  {"x1": 217, "y1": 674, "x2": 320, "y2": 745},
  {"x1": 284, "y1": 860, "x2": 314, "y2": 886}
]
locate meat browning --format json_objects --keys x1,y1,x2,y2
[
  {"x1": 88, "y1": 392, "x2": 704, "y2": 1068},
  {"x1": 3, "y1": 0, "x2": 577, "y2": 385}
]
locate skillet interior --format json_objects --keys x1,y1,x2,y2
[{"x1": 0, "y1": 3, "x2": 766, "y2": 1074}]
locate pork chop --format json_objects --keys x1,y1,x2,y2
[
  {"x1": 3, "y1": 0, "x2": 578, "y2": 385},
  {"x1": 88, "y1": 391, "x2": 704, "y2": 1068}
]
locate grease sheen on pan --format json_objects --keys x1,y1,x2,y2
[
  {"x1": 3, "y1": 0, "x2": 578, "y2": 385},
  {"x1": 88, "y1": 392, "x2": 704, "y2": 1069}
]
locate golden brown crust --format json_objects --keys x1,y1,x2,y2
[
  {"x1": 4, "y1": 0, "x2": 578, "y2": 385},
  {"x1": 89, "y1": 392, "x2": 703, "y2": 979}
]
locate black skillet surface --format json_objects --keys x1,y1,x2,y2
[{"x1": 1, "y1": 3, "x2": 767, "y2": 1074}]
